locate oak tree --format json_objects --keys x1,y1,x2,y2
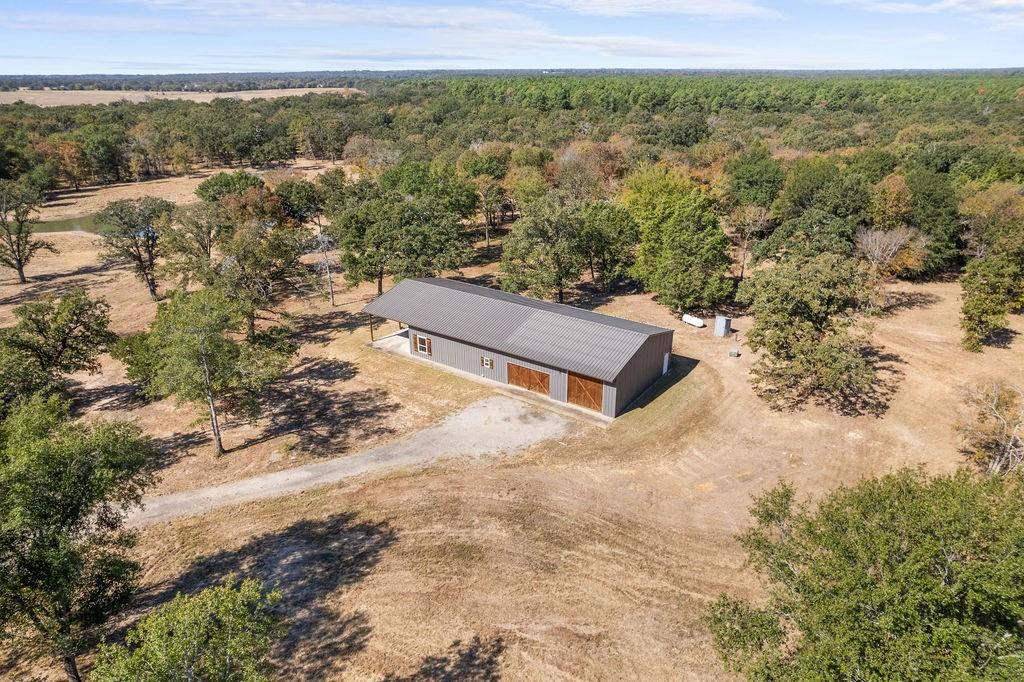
[
  {"x1": 98, "y1": 197, "x2": 175, "y2": 299},
  {"x1": 0, "y1": 179, "x2": 54, "y2": 284},
  {"x1": 500, "y1": 192, "x2": 585, "y2": 303},
  {"x1": 91, "y1": 577, "x2": 284, "y2": 682},
  {"x1": 0, "y1": 395, "x2": 157, "y2": 682},
  {"x1": 122, "y1": 289, "x2": 293, "y2": 455},
  {"x1": 707, "y1": 470, "x2": 1024, "y2": 681}
]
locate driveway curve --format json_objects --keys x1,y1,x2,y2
[{"x1": 128, "y1": 395, "x2": 571, "y2": 527}]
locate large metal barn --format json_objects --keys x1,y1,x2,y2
[{"x1": 363, "y1": 278, "x2": 674, "y2": 417}]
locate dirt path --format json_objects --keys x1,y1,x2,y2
[{"x1": 129, "y1": 396, "x2": 573, "y2": 527}]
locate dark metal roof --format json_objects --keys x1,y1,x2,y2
[{"x1": 362, "y1": 278, "x2": 672, "y2": 382}]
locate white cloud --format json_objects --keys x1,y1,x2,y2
[
  {"x1": 278, "y1": 48, "x2": 492, "y2": 63},
  {"x1": 832, "y1": 0, "x2": 1024, "y2": 26},
  {"x1": 115, "y1": 0, "x2": 544, "y2": 31},
  {"x1": 528, "y1": 0, "x2": 776, "y2": 18},
  {"x1": 0, "y1": 11, "x2": 203, "y2": 33},
  {"x1": 534, "y1": 32, "x2": 749, "y2": 58}
]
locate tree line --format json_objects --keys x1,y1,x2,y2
[{"x1": 1, "y1": 72, "x2": 1023, "y2": 681}]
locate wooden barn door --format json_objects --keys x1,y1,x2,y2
[
  {"x1": 507, "y1": 362, "x2": 550, "y2": 396},
  {"x1": 567, "y1": 372, "x2": 603, "y2": 412}
]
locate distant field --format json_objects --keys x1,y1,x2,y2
[{"x1": 0, "y1": 87, "x2": 361, "y2": 106}]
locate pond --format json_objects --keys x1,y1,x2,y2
[{"x1": 34, "y1": 213, "x2": 111, "y2": 234}]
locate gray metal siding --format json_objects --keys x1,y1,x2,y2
[
  {"x1": 612, "y1": 332, "x2": 674, "y2": 415},
  {"x1": 409, "y1": 328, "x2": 571, "y2": 404},
  {"x1": 365, "y1": 278, "x2": 673, "y2": 383}
]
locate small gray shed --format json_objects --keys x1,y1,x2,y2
[{"x1": 362, "y1": 278, "x2": 674, "y2": 417}]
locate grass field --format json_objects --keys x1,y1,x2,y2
[
  {"x1": 0, "y1": 223, "x2": 1020, "y2": 679},
  {"x1": 36, "y1": 157, "x2": 351, "y2": 223},
  {"x1": 0, "y1": 87, "x2": 361, "y2": 106}
]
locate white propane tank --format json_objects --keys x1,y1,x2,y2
[{"x1": 682, "y1": 314, "x2": 705, "y2": 328}]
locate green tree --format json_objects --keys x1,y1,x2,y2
[
  {"x1": 0, "y1": 179, "x2": 54, "y2": 284},
  {"x1": 771, "y1": 157, "x2": 841, "y2": 223},
  {"x1": 906, "y1": 168, "x2": 961, "y2": 274},
  {"x1": 725, "y1": 144, "x2": 785, "y2": 208},
  {"x1": 91, "y1": 577, "x2": 284, "y2": 682},
  {"x1": 500, "y1": 193, "x2": 585, "y2": 303},
  {"x1": 196, "y1": 198, "x2": 317, "y2": 339},
  {"x1": 274, "y1": 179, "x2": 324, "y2": 226},
  {"x1": 706, "y1": 470, "x2": 1024, "y2": 681},
  {"x1": 1, "y1": 288, "x2": 116, "y2": 381},
  {"x1": 474, "y1": 176, "x2": 508, "y2": 247},
  {"x1": 330, "y1": 190, "x2": 468, "y2": 295},
  {"x1": 124, "y1": 289, "x2": 293, "y2": 455},
  {"x1": 579, "y1": 201, "x2": 639, "y2": 290},
  {"x1": 0, "y1": 394, "x2": 157, "y2": 682},
  {"x1": 195, "y1": 170, "x2": 265, "y2": 203},
  {"x1": 157, "y1": 203, "x2": 231, "y2": 287},
  {"x1": 98, "y1": 197, "x2": 175, "y2": 299},
  {"x1": 505, "y1": 166, "x2": 549, "y2": 212},
  {"x1": 621, "y1": 165, "x2": 689, "y2": 234},
  {"x1": 960, "y1": 253, "x2": 1024, "y2": 351},
  {"x1": 753, "y1": 208, "x2": 857, "y2": 263},
  {"x1": 958, "y1": 190, "x2": 1024, "y2": 350},
  {"x1": 624, "y1": 169, "x2": 731, "y2": 312},
  {"x1": 737, "y1": 254, "x2": 878, "y2": 411},
  {"x1": 457, "y1": 143, "x2": 511, "y2": 180},
  {"x1": 0, "y1": 343, "x2": 54, "y2": 419},
  {"x1": 380, "y1": 162, "x2": 478, "y2": 220},
  {"x1": 77, "y1": 124, "x2": 128, "y2": 184}
]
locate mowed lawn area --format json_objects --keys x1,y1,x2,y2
[{"x1": 1, "y1": 231, "x2": 1021, "y2": 680}]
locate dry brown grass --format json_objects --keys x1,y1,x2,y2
[
  {"x1": 0, "y1": 87, "x2": 361, "y2": 107},
  {"x1": 37, "y1": 157, "x2": 351, "y2": 222},
  {"x1": 1, "y1": 228, "x2": 1022, "y2": 679}
]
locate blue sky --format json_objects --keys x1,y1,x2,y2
[{"x1": 1, "y1": 1, "x2": 1022, "y2": 74}]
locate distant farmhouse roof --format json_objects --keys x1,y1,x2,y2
[{"x1": 362, "y1": 278, "x2": 672, "y2": 382}]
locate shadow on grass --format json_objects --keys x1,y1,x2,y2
[
  {"x1": 619, "y1": 354, "x2": 700, "y2": 417},
  {"x1": 148, "y1": 429, "x2": 213, "y2": 466},
  {"x1": 247, "y1": 357, "x2": 400, "y2": 454},
  {"x1": 570, "y1": 279, "x2": 645, "y2": 311},
  {"x1": 140, "y1": 511, "x2": 397, "y2": 679},
  {"x1": 981, "y1": 327, "x2": 1019, "y2": 350},
  {"x1": 450, "y1": 273, "x2": 498, "y2": 289},
  {"x1": 822, "y1": 349, "x2": 905, "y2": 418},
  {"x1": 754, "y1": 347, "x2": 906, "y2": 418},
  {"x1": 880, "y1": 290, "x2": 941, "y2": 317},
  {"x1": 382, "y1": 636, "x2": 506, "y2": 682},
  {"x1": 69, "y1": 380, "x2": 143, "y2": 415},
  {"x1": 291, "y1": 309, "x2": 364, "y2": 345},
  {"x1": 0, "y1": 274, "x2": 119, "y2": 306},
  {"x1": 465, "y1": 242, "x2": 503, "y2": 268}
]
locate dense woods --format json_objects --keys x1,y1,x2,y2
[
  {"x1": 1, "y1": 71, "x2": 1024, "y2": 681},
  {"x1": 3, "y1": 72, "x2": 1023, "y2": 402}
]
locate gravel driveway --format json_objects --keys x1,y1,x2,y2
[{"x1": 128, "y1": 395, "x2": 571, "y2": 527}]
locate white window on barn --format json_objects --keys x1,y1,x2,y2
[
  {"x1": 415, "y1": 334, "x2": 431, "y2": 355},
  {"x1": 481, "y1": 356, "x2": 494, "y2": 369}
]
